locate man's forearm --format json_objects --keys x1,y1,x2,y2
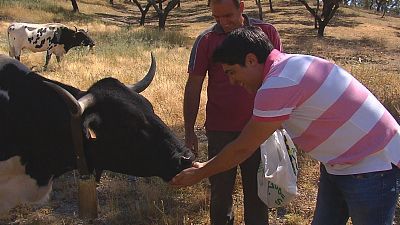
[
  {"x1": 183, "y1": 76, "x2": 204, "y2": 132},
  {"x1": 184, "y1": 94, "x2": 200, "y2": 132},
  {"x1": 199, "y1": 119, "x2": 283, "y2": 178},
  {"x1": 200, "y1": 140, "x2": 256, "y2": 178}
]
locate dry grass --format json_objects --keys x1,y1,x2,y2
[{"x1": 0, "y1": 0, "x2": 399, "y2": 224}]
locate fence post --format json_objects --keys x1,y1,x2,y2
[{"x1": 78, "y1": 175, "x2": 98, "y2": 219}]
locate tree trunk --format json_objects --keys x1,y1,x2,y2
[
  {"x1": 317, "y1": 23, "x2": 326, "y2": 36},
  {"x1": 369, "y1": 0, "x2": 374, "y2": 9},
  {"x1": 158, "y1": 0, "x2": 163, "y2": 11},
  {"x1": 131, "y1": 0, "x2": 152, "y2": 26},
  {"x1": 377, "y1": 0, "x2": 383, "y2": 11},
  {"x1": 71, "y1": 0, "x2": 79, "y2": 12},
  {"x1": 255, "y1": 0, "x2": 264, "y2": 20},
  {"x1": 315, "y1": 0, "x2": 320, "y2": 29},
  {"x1": 159, "y1": 14, "x2": 167, "y2": 30},
  {"x1": 140, "y1": 3, "x2": 152, "y2": 26},
  {"x1": 149, "y1": 0, "x2": 180, "y2": 30},
  {"x1": 269, "y1": 0, "x2": 274, "y2": 12},
  {"x1": 298, "y1": 0, "x2": 340, "y2": 37},
  {"x1": 381, "y1": 0, "x2": 387, "y2": 17}
]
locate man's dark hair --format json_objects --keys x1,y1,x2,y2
[
  {"x1": 211, "y1": 0, "x2": 240, "y2": 8},
  {"x1": 212, "y1": 26, "x2": 274, "y2": 66}
]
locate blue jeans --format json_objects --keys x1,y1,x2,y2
[
  {"x1": 206, "y1": 131, "x2": 268, "y2": 225},
  {"x1": 312, "y1": 164, "x2": 400, "y2": 225}
]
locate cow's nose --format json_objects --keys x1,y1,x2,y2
[{"x1": 180, "y1": 156, "x2": 193, "y2": 169}]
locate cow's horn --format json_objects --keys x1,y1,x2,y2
[
  {"x1": 127, "y1": 52, "x2": 156, "y2": 93},
  {"x1": 74, "y1": 26, "x2": 78, "y2": 32},
  {"x1": 43, "y1": 81, "x2": 82, "y2": 116},
  {"x1": 77, "y1": 93, "x2": 96, "y2": 113},
  {"x1": 45, "y1": 81, "x2": 96, "y2": 114}
]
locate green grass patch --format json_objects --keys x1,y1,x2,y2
[
  {"x1": 94, "y1": 27, "x2": 190, "y2": 57},
  {"x1": 0, "y1": 0, "x2": 93, "y2": 22}
]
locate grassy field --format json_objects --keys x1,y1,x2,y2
[{"x1": 0, "y1": 0, "x2": 399, "y2": 224}]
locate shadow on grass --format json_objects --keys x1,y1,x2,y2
[
  {"x1": 95, "y1": 12, "x2": 137, "y2": 25},
  {"x1": 269, "y1": 7, "x2": 363, "y2": 28},
  {"x1": 389, "y1": 25, "x2": 400, "y2": 31},
  {"x1": 94, "y1": 0, "x2": 213, "y2": 30},
  {"x1": 278, "y1": 25, "x2": 388, "y2": 65}
]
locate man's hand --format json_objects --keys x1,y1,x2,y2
[
  {"x1": 169, "y1": 162, "x2": 205, "y2": 187},
  {"x1": 185, "y1": 130, "x2": 199, "y2": 155}
]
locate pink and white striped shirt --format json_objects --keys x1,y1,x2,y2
[{"x1": 253, "y1": 50, "x2": 400, "y2": 175}]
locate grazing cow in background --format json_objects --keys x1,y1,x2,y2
[
  {"x1": 7, "y1": 22, "x2": 95, "y2": 70},
  {"x1": 0, "y1": 54, "x2": 194, "y2": 213}
]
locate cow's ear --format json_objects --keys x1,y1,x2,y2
[
  {"x1": 83, "y1": 114, "x2": 101, "y2": 140},
  {"x1": 83, "y1": 115, "x2": 99, "y2": 140},
  {"x1": 87, "y1": 127, "x2": 97, "y2": 140}
]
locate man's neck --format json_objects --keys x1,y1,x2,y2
[{"x1": 263, "y1": 49, "x2": 282, "y2": 81}]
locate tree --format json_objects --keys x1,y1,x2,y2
[
  {"x1": 71, "y1": 0, "x2": 79, "y2": 12},
  {"x1": 130, "y1": 0, "x2": 179, "y2": 29},
  {"x1": 314, "y1": 0, "x2": 321, "y2": 29},
  {"x1": 254, "y1": 0, "x2": 274, "y2": 21},
  {"x1": 131, "y1": 0, "x2": 153, "y2": 26},
  {"x1": 375, "y1": 0, "x2": 386, "y2": 10},
  {"x1": 298, "y1": 0, "x2": 341, "y2": 36},
  {"x1": 147, "y1": 0, "x2": 180, "y2": 30},
  {"x1": 255, "y1": 0, "x2": 264, "y2": 20},
  {"x1": 268, "y1": 0, "x2": 274, "y2": 12}
]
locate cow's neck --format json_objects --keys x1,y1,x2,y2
[{"x1": 63, "y1": 41, "x2": 81, "y2": 53}]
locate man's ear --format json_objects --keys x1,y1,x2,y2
[
  {"x1": 245, "y1": 53, "x2": 258, "y2": 66},
  {"x1": 239, "y1": 1, "x2": 244, "y2": 12}
]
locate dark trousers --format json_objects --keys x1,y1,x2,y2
[{"x1": 206, "y1": 131, "x2": 269, "y2": 225}]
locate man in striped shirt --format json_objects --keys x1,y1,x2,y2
[{"x1": 172, "y1": 26, "x2": 400, "y2": 225}]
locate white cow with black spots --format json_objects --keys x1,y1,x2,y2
[{"x1": 7, "y1": 22, "x2": 95, "y2": 70}]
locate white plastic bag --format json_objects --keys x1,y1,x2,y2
[{"x1": 257, "y1": 129, "x2": 299, "y2": 208}]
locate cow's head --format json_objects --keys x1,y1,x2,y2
[
  {"x1": 74, "y1": 27, "x2": 95, "y2": 49},
  {"x1": 58, "y1": 26, "x2": 95, "y2": 51},
  {"x1": 55, "y1": 54, "x2": 194, "y2": 182}
]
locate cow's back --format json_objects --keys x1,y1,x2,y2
[
  {"x1": 0, "y1": 54, "x2": 31, "y2": 74},
  {"x1": 7, "y1": 23, "x2": 66, "y2": 55}
]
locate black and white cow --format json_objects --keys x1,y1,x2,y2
[
  {"x1": 7, "y1": 22, "x2": 95, "y2": 70},
  {"x1": 0, "y1": 54, "x2": 194, "y2": 213}
]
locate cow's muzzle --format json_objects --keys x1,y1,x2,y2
[{"x1": 180, "y1": 151, "x2": 195, "y2": 170}]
